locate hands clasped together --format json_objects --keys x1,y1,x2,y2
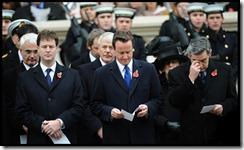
[{"x1": 41, "y1": 119, "x2": 63, "y2": 139}]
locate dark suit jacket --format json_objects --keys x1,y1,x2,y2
[
  {"x1": 91, "y1": 59, "x2": 161, "y2": 144},
  {"x1": 133, "y1": 34, "x2": 147, "y2": 61},
  {"x1": 77, "y1": 59, "x2": 102, "y2": 144},
  {"x1": 71, "y1": 51, "x2": 91, "y2": 70},
  {"x1": 2, "y1": 63, "x2": 26, "y2": 145},
  {"x1": 167, "y1": 61, "x2": 237, "y2": 145},
  {"x1": 15, "y1": 63, "x2": 84, "y2": 144}
]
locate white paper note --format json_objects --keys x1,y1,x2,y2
[
  {"x1": 121, "y1": 109, "x2": 134, "y2": 121},
  {"x1": 200, "y1": 105, "x2": 215, "y2": 114},
  {"x1": 50, "y1": 131, "x2": 71, "y2": 144},
  {"x1": 20, "y1": 134, "x2": 27, "y2": 144}
]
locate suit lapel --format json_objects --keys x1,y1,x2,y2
[
  {"x1": 204, "y1": 61, "x2": 217, "y2": 93},
  {"x1": 110, "y1": 61, "x2": 128, "y2": 92},
  {"x1": 49, "y1": 63, "x2": 66, "y2": 92},
  {"x1": 129, "y1": 60, "x2": 141, "y2": 96},
  {"x1": 92, "y1": 59, "x2": 102, "y2": 70},
  {"x1": 31, "y1": 65, "x2": 49, "y2": 91}
]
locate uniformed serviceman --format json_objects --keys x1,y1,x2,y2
[
  {"x1": 205, "y1": 4, "x2": 238, "y2": 80},
  {"x1": 2, "y1": 9, "x2": 15, "y2": 59},
  {"x1": 205, "y1": 4, "x2": 239, "y2": 145},
  {"x1": 2, "y1": 19, "x2": 38, "y2": 72},
  {"x1": 185, "y1": 2, "x2": 208, "y2": 39},
  {"x1": 114, "y1": 7, "x2": 146, "y2": 60},
  {"x1": 93, "y1": 4, "x2": 116, "y2": 33},
  {"x1": 60, "y1": 2, "x2": 98, "y2": 66}
]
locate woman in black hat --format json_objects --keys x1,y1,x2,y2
[{"x1": 148, "y1": 36, "x2": 189, "y2": 145}]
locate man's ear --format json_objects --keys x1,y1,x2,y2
[
  {"x1": 209, "y1": 49, "x2": 212, "y2": 57},
  {"x1": 11, "y1": 34, "x2": 19, "y2": 45}
]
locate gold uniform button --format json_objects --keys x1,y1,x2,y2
[
  {"x1": 225, "y1": 44, "x2": 228, "y2": 48},
  {"x1": 225, "y1": 56, "x2": 229, "y2": 60}
]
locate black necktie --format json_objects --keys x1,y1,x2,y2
[
  {"x1": 199, "y1": 71, "x2": 206, "y2": 85},
  {"x1": 124, "y1": 65, "x2": 131, "y2": 89},
  {"x1": 45, "y1": 68, "x2": 52, "y2": 87}
]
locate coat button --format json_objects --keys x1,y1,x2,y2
[{"x1": 48, "y1": 98, "x2": 52, "y2": 101}]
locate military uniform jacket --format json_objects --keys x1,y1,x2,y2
[
  {"x1": 91, "y1": 59, "x2": 161, "y2": 144},
  {"x1": 167, "y1": 61, "x2": 237, "y2": 145},
  {"x1": 15, "y1": 63, "x2": 85, "y2": 144},
  {"x1": 206, "y1": 28, "x2": 238, "y2": 79}
]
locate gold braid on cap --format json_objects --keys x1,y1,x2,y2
[{"x1": 18, "y1": 21, "x2": 26, "y2": 28}]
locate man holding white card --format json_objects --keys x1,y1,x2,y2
[
  {"x1": 91, "y1": 31, "x2": 161, "y2": 144},
  {"x1": 167, "y1": 36, "x2": 238, "y2": 145}
]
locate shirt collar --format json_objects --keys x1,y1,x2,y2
[
  {"x1": 89, "y1": 51, "x2": 97, "y2": 62},
  {"x1": 99, "y1": 57, "x2": 107, "y2": 66},
  {"x1": 23, "y1": 62, "x2": 38, "y2": 70},
  {"x1": 116, "y1": 59, "x2": 133, "y2": 73},
  {"x1": 18, "y1": 50, "x2": 23, "y2": 63},
  {"x1": 40, "y1": 61, "x2": 56, "y2": 75}
]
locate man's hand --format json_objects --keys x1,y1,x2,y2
[
  {"x1": 136, "y1": 104, "x2": 148, "y2": 118},
  {"x1": 41, "y1": 120, "x2": 62, "y2": 136},
  {"x1": 111, "y1": 108, "x2": 124, "y2": 119},
  {"x1": 189, "y1": 60, "x2": 201, "y2": 83},
  {"x1": 49, "y1": 129, "x2": 63, "y2": 140},
  {"x1": 210, "y1": 104, "x2": 223, "y2": 116},
  {"x1": 97, "y1": 127, "x2": 103, "y2": 139}
]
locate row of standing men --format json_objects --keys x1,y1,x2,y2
[{"x1": 1, "y1": 2, "x2": 239, "y2": 145}]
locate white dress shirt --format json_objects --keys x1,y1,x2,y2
[
  {"x1": 40, "y1": 62, "x2": 56, "y2": 82},
  {"x1": 116, "y1": 59, "x2": 133, "y2": 78}
]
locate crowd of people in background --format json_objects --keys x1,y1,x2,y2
[{"x1": 1, "y1": 2, "x2": 240, "y2": 146}]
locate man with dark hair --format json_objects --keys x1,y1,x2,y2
[
  {"x1": 167, "y1": 36, "x2": 237, "y2": 145},
  {"x1": 70, "y1": 28, "x2": 104, "y2": 69},
  {"x1": 15, "y1": 30, "x2": 85, "y2": 144},
  {"x1": 91, "y1": 30, "x2": 161, "y2": 144}
]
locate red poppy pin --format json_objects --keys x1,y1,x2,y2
[
  {"x1": 211, "y1": 69, "x2": 218, "y2": 77},
  {"x1": 132, "y1": 70, "x2": 139, "y2": 78},
  {"x1": 57, "y1": 72, "x2": 62, "y2": 79}
]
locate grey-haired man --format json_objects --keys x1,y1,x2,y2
[{"x1": 167, "y1": 36, "x2": 237, "y2": 145}]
